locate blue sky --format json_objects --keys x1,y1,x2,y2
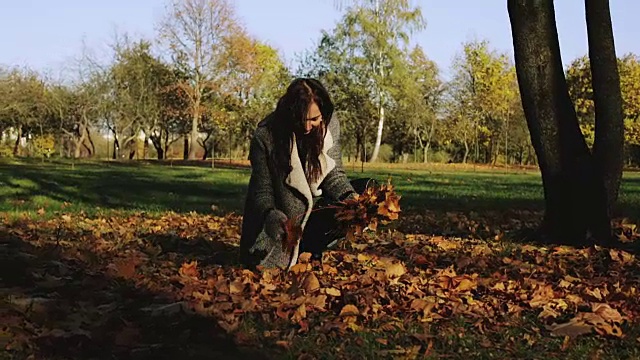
[{"x1": 0, "y1": 0, "x2": 636, "y2": 80}]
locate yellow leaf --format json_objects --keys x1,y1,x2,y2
[
  {"x1": 454, "y1": 277, "x2": 476, "y2": 292},
  {"x1": 357, "y1": 253, "x2": 372, "y2": 262},
  {"x1": 385, "y1": 262, "x2": 406, "y2": 279},
  {"x1": 324, "y1": 287, "x2": 342, "y2": 297},
  {"x1": 291, "y1": 304, "x2": 306, "y2": 323}
]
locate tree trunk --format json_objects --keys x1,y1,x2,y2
[
  {"x1": 112, "y1": 136, "x2": 119, "y2": 159},
  {"x1": 13, "y1": 126, "x2": 22, "y2": 156},
  {"x1": 188, "y1": 103, "x2": 200, "y2": 160},
  {"x1": 183, "y1": 136, "x2": 189, "y2": 160},
  {"x1": 143, "y1": 133, "x2": 149, "y2": 160},
  {"x1": 74, "y1": 123, "x2": 87, "y2": 159},
  {"x1": 369, "y1": 103, "x2": 385, "y2": 162},
  {"x1": 85, "y1": 125, "x2": 96, "y2": 157},
  {"x1": 462, "y1": 138, "x2": 469, "y2": 164},
  {"x1": 129, "y1": 137, "x2": 137, "y2": 160},
  {"x1": 150, "y1": 133, "x2": 164, "y2": 160},
  {"x1": 507, "y1": 0, "x2": 612, "y2": 246},
  {"x1": 586, "y1": 0, "x2": 624, "y2": 219},
  {"x1": 423, "y1": 144, "x2": 429, "y2": 163}
]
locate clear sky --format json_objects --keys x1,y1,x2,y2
[{"x1": 0, "y1": 0, "x2": 636, "y2": 80}]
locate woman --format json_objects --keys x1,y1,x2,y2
[{"x1": 239, "y1": 78, "x2": 373, "y2": 269}]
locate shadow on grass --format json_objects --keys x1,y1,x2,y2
[
  {"x1": 0, "y1": 224, "x2": 266, "y2": 359},
  {"x1": 5, "y1": 159, "x2": 640, "y2": 243},
  {"x1": 0, "y1": 161, "x2": 249, "y2": 215}
]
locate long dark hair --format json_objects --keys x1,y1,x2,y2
[{"x1": 267, "y1": 78, "x2": 334, "y2": 184}]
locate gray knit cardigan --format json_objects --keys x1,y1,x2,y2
[{"x1": 239, "y1": 113, "x2": 354, "y2": 269}]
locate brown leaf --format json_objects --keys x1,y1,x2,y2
[
  {"x1": 109, "y1": 258, "x2": 138, "y2": 279},
  {"x1": 283, "y1": 218, "x2": 303, "y2": 252},
  {"x1": 306, "y1": 294, "x2": 327, "y2": 310},
  {"x1": 302, "y1": 273, "x2": 320, "y2": 293},
  {"x1": 339, "y1": 304, "x2": 359, "y2": 317},
  {"x1": 591, "y1": 303, "x2": 623, "y2": 323},
  {"x1": 290, "y1": 263, "x2": 309, "y2": 274},
  {"x1": 549, "y1": 318, "x2": 593, "y2": 338},
  {"x1": 413, "y1": 254, "x2": 429, "y2": 265},
  {"x1": 375, "y1": 338, "x2": 388, "y2": 345}
]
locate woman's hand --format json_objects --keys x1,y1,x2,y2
[{"x1": 264, "y1": 209, "x2": 288, "y2": 240}]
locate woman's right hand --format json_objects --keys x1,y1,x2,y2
[{"x1": 264, "y1": 209, "x2": 288, "y2": 240}]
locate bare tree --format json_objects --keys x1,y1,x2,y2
[{"x1": 158, "y1": 0, "x2": 239, "y2": 160}]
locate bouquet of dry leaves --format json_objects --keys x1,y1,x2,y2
[
  {"x1": 334, "y1": 178, "x2": 401, "y2": 241},
  {"x1": 282, "y1": 179, "x2": 401, "y2": 252}
]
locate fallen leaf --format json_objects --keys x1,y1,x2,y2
[
  {"x1": 592, "y1": 303, "x2": 623, "y2": 323},
  {"x1": 339, "y1": 304, "x2": 359, "y2": 317},
  {"x1": 548, "y1": 318, "x2": 593, "y2": 338},
  {"x1": 179, "y1": 260, "x2": 198, "y2": 279},
  {"x1": 298, "y1": 252, "x2": 313, "y2": 263},
  {"x1": 384, "y1": 261, "x2": 406, "y2": 279},
  {"x1": 324, "y1": 287, "x2": 341, "y2": 297},
  {"x1": 302, "y1": 273, "x2": 320, "y2": 293}
]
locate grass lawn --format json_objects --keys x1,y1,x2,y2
[
  {"x1": 4, "y1": 158, "x2": 640, "y2": 218},
  {"x1": 2, "y1": 159, "x2": 640, "y2": 359}
]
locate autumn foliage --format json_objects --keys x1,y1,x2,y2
[
  {"x1": 334, "y1": 179, "x2": 402, "y2": 241},
  {"x1": 3, "y1": 205, "x2": 640, "y2": 358}
]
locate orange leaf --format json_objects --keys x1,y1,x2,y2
[
  {"x1": 179, "y1": 260, "x2": 199, "y2": 279},
  {"x1": 339, "y1": 304, "x2": 359, "y2": 317},
  {"x1": 283, "y1": 218, "x2": 303, "y2": 252},
  {"x1": 298, "y1": 252, "x2": 313, "y2": 263}
]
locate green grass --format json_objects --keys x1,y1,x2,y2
[
  {"x1": 0, "y1": 159, "x2": 249, "y2": 218},
  {"x1": 3, "y1": 158, "x2": 640, "y2": 220}
]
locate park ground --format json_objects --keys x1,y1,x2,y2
[{"x1": 2, "y1": 159, "x2": 640, "y2": 359}]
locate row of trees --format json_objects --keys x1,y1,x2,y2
[{"x1": 1, "y1": 0, "x2": 639, "y2": 166}]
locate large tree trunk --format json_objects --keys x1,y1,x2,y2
[
  {"x1": 507, "y1": 0, "x2": 612, "y2": 246},
  {"x1": 586, "y1": 0, "x2": 625, "y2": 219}
]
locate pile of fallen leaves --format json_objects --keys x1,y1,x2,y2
[
  {"x1": 2, "y1": 210, "x2": 640, "y2": 359},
  {"x1": 180, "y1": 235, "x2": 638, "y2": 342}
]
